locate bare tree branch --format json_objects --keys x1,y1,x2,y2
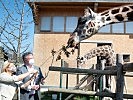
[{"x1": 0, "y1": 0, "x2": 34, "y2": 64}]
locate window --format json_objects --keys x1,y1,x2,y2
[
  {"x1": 99, "y1": 25, "x2": 110, "y2": 33},
  {"x1": 123, "y1": 54, "x2": 130, "y2": 62},
  {"x1": 40, "y1": 16, "x2": 133, "y2": 34},
  {"x1": 112, "y1": 23, "x2": 124, "y2": 33},
  {"x1": 40, "y1": 17, "x2": 51, "y2": 31},
  {"x1": 98, "y1": 22, "x2": 133, "y2": 34},
  {"x1": 126, "y1": 22, "x2": 133, "y2": 33},
  {"x1": 66, "y1": 17, "x2": 78, "y2": 32},
  {"x1": 53, "y1": 17, "x2": 64, "y2": 32},
  {"x1": 40, "y1": 16, "x2": 78, "y2": 33}
]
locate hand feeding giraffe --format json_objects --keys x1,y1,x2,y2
[{"x1": 65, "y1": 4, "x2": 133, "y2": 66}]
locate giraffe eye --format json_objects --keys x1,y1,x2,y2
[
  {"x1": 83, "y1": 29, "x2": 86, "y2": 34},
  {"x1": 81, "y1": 57, "x2": 84, "y2": 60},
  {"x1": 86, "y1": 25, "x2": 89, "y2": 29}
]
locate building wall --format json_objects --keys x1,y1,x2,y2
[
  {"x1": 33, "y1": 4, "x2": 133, "y2": 93},
  {"x1": 34, "y1": 32, "x2": 133, "y2": 92}
]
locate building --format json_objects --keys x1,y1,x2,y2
[{"x1": 27, "y1": 0, "x2": 133, "y2": 94}]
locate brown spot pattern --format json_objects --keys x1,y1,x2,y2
[
  {"x1": 127, "y1": 11, "x2": 133, "y2": 21},
  {"x1": 122, "y1": 7, "x2": 129, "y2": 12},
  {"x1": 129, "y1": 6, "x2": 133, "y2": 9},
  {"x1": 106, "y1": 17, "x2": 111, "y2": 21},
  {"x1": 111, "y1": 9, "x2": 119, "y2": 14},
  {"x1": 82, "y1": 45, "x2": 116, "y2": 66},
  {"x1": 115, "y1": 14, "x2": 124, "y2": 21}
]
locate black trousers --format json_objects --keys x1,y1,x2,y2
[{"x1": 29, "y1": 92, "x2": 39, "y2": 100}]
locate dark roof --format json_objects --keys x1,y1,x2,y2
[{"x1": 27, "y1": 1, "x2": 133, "y2": 24}]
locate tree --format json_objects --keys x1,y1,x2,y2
[{"x1": 0, "y1": 0, "x2": 34, "y2": 65}]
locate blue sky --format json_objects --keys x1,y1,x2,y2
[
  {"x1": 0, "y1": 0, "x2": 34, "y2": 52},
  {"x1": 1, "y1": 0, "x2": 133, "y2": 53}
]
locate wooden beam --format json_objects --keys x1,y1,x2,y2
[
  {"x1": 65, "y1": 75, "x2": 91, "y2": 100},
  {"x1": 49, "y1": 66, "x2": 117, "y2": 75},
  {"x1": 99, "y1": 63, "x2": 133, "y2": 72},
  {"x1": 123, "y1": 63, "x2": 133, "y2": 72},
  {"x1": 47, "y1": 88, "x2": 133, "y2": 99},
  {"x1": 48, "y1": 88, "x2": 115, "y2": 98}
]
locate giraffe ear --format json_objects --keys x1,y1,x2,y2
[{"x1": 84, "y1": 7, "x2": 96, "y2": 18}]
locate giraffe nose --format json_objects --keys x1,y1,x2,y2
[
  {"x1": 83, "y1": 29, "x2": 86, "y2": 34},
  {"x1": 67, "y1": 37, "x2": 75, "y2": 48},
  {"x1": 88, "y1": 28, "x2": 92, "y2": 33}
]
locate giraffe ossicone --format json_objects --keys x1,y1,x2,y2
[
  {"x1": 66, "y1": 4, "x2": 133, "y2": 66},
  {"x1": 56, "y1": 4, "x2": 133, "y2": 65},
  {"x1": 67, "y1": 4, "x2": 133, "y2": 48}
]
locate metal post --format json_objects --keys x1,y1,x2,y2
[
  {"x1": 115, "y1": 54, "x2": 124, "y2": 100},
  {"x1": 101, "y1": 59, "x2": 107, "y2": 100},
  {"x1": 101, "y1": 59, "x2": 106, "y2": 90},
  {"x1": 66, "y1": 74, "x2": 68, "y2": 89},
  {"x1": 77, "y1": 43, "x2": 80, "y2": 84},
  {"x1": 59, "y1": 59, "x2": 64, "y2": 100}
]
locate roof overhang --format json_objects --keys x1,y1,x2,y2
[{"x1": 27, "y1": 1, "x2": 133, "y2": 24}]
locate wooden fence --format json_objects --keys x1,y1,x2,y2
[{"x1": 48, "y1": 55, "x2": 133, "y2": 100}]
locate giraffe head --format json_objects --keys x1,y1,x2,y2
[{"x1": 67, "y1": 7, "x2": 105, "y2": 48}]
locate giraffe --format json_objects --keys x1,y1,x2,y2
[
  {"x1": 67, "y1": 4, "x2": 133, "y2": 48},
  {"x1": 77, "y1": 45, "x2": 116, "y2": 67},
  {"x1": 63, "y1": 4, "x2": 133, "y2": 66},
  {"x1": 58, "y1": 5, "x2": 133, "y2": 96},
  {"x1": 76, "y1": 45, "x2": 116, "y2": 95}
]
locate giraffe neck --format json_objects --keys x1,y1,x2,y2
[
  {"x1": 82, "y1": 45, "x2": 116, "y2": 66},
  {"x1": 98, "y1": 4, "x2": 133, "y2": 27}
]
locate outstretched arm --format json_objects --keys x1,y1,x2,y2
[
  {"x1": 15, "y1": 69, "x2": 38, "y2": 82},
  {"x1": 0, "y1": 69, "x2": 37, "y2": 83},
  {"x1": 20, "y1": 72, "x2": 37, "y2": 89}
]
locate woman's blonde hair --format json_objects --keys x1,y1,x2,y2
[{"x1": 2, "y1": 60, "x2": 14, "y2": 72}]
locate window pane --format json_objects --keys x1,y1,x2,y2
[
  {"x1": 126, "y1": 22, "x2": 133, "y2": 33},
  {"x1": 112, "y1": 23, "x2": 124, "y2": 33},
  {"x1": 40, "y1": 17, "x2": 51, "y2": 31},
  {"x1": 53, "y1": 17, "x2": 64, "y2": 32},
  {"x1": 66, "y1": 17, "x2": 78, "y2": 32},
  {"x1": 99, "y1": 25, "x2": 110, "y2": 33}
]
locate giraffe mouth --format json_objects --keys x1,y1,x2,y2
[
  {"x1": 66, "y1": 39, "x2": 78, "y2": 48},
  {"x1": 67, "y1": 34, "x2": 80, "y2": 48},
  {"x1": 55, "y1": 36, "x2": 79, "y2": 61},
  {"x1": 55, "y1": 44, "x2": 78, "y2": 61}
]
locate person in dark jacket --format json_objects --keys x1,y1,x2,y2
[{"x1": 17, "y1": 52, "x2": 44, "y2": 100}]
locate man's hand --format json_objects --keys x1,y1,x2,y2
[
  {"x1": 32, "y1": 85, "x2": 40, "y2": 90},
  {"x1": 29, "y1": 68, "x2": 38, "y2": 74},
  {"x1": 40, "y1": 78, "x2": 45, "y2": 85}
]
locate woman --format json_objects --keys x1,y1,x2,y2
[{"x1": 0, "y1": 60, "x2": 37, "y2": 100}]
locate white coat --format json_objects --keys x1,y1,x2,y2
[{"x1": 0, "y1": 72, "x2": 18, "y2": 100}]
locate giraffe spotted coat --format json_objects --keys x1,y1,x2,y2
[{"x1": 78, "y1": 45, "x2": 116, "y2": 66}]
